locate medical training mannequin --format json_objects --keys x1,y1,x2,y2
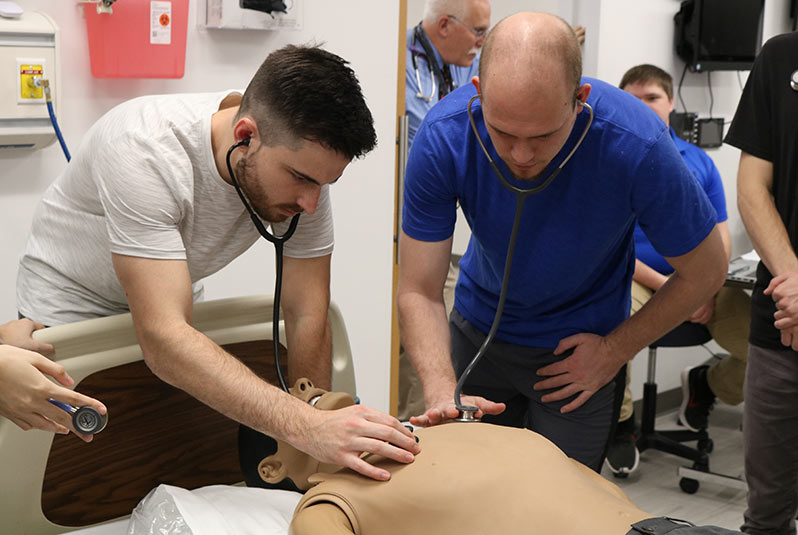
[
  {"x1": 256, "y1": 378, "x2": 352, "y2": 491},
  {"x1": 258, "y1": 381, "x2": 740, "y2": 535}
]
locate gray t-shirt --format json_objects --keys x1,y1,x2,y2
[{"x1": 17, "y1": 91, "x2": 334, "y2": 325}]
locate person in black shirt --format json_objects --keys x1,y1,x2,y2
[{"x1": 725, "y1": 30, "x2": 798, "y2": 535}]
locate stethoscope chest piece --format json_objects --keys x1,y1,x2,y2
[
  {"x1": 73, "y1": 406, "x2": 108, "y2": 434},
  {"x1": 790, "y1": 69, "x2": 798, "y2": 92},
  {"x1": 48, "y1": 398, "x2": 108, "y2": 434},
  {"x1": 453, "y1": 409, "x2": 479, "y2": 423}
]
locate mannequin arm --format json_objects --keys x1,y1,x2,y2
[{"x1": 291, "y1": 503, "x2": 354, "y2": 535}]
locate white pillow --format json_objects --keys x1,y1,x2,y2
[{"x1": 127, "y1": 484, "x2": 301, "y2": 535}]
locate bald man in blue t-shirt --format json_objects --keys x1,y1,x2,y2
[{"x1": 397, "y1": 14, "x2": 728, "y2": 473}]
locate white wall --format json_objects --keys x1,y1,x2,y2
[{"x1": 0, "y1": 0, "x2": 400, "y2": 411}]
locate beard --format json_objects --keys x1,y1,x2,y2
[{"x1": 235, "y1": 156, "x2": 301, "y2": 223}]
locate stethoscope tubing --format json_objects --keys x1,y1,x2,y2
[
  {"x1": 226, "y1": 139, "x2": 299, "y2": 393},
  {"x1": 412, "y1": 48, "x2": 436, "y2": 102},
  {"x1": 411, "y1": 23, "x2": 454, "y2": 103},
  {"x1": 453, "y1": 94, "x2": 594, "y2": 413}
]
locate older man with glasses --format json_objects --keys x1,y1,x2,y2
[{"x1": 405, "y1": 0, "x2": 491, "y2": 147}]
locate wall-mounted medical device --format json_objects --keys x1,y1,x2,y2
[
  {"x1": 199, "y1": 0, "x2": 302, "y2": 30},
  {"x1": 670, "y1": 111, "x2": 725, "y2": 149},
  {"x1": 239, "y1": 0, "x2": 287, "y2": 15},
  {"x1": 0, "y1": 9, "x2": 60, "y2": 150}
]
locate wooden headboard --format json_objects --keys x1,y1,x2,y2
[{"x1": 0, "y1": 295, "x2": 355, "y2": 534}]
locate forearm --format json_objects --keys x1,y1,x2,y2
[
  {"x1": 607, "y1": 229, "x2": 726, "y2": 360},
  {"x1": 739, "y1": 176, "x2": 798, "y2": 276},
  {"x1": 138, "y1": 319, "x2": 315, "y2": 446},
  {"x1": 632, "y1": 259, "x2": 668, "y2": 291},
  {"x1": 285, "y1": 312, "x2": 332, "y2": 389},
  {"x1": 281, "y1": 254, "x2": 332, "y2": 389},
  {"x1": 397, "y1": 289, "x2": 457, "y2": 406},
  {"x1": 717, "y1": 221, "x2": 732, "y2": 262}
]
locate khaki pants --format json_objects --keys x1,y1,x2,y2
[
  {"x1": 619, "y1": 281, "x2": 751, "y2": 422},
  {"x1": 397, "y1": 255, "x2": 460, "y2": 421}
]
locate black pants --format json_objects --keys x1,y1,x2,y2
[
  {"x1": 449, "y1": 308, "x2": 624, "y2": 472},
  {"x1": 628, "y1": 517, "x2": 742, "y2": 534}
]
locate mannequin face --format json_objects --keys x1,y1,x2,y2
[
  {"x1": 258, "y1": 389, "x2": 356, "y2": 490},
  {"x1": 258, "y1": 443, "x2": 338, "y2": 491}
]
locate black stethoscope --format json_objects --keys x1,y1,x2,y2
[
  {"x1": 453, "y1": 93, "x2": 594, "y2": 422},
  {"x1": 227, "y1": 138, "x2": 299, "y2": 393},
  {"x1": 411, "y1": 23, "x2": 455, "y2": 102}
]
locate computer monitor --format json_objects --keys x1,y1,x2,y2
[{"x1": 674, "y1": 0, "x2": 765, "y2": 72}]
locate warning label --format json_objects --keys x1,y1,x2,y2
[{"x1": 150, "y1": 1, "x2": 172, "y2": 45}]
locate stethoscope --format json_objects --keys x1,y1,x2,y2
[
  {"x1": 791, "y1": 70, "x2": 798, "y2": 91},
  {"x1": 453, "y1": 93, "x2": 594, "y2": 422},
  {"x1": 48, "y1": 399, "x2": 108, "y2": 434},
  {"x1": 411, "y1": 23, "x2": 454, "y2": 102},
  {"x1": 227, "y1": 138, "x2": 299, "y2": 393}
]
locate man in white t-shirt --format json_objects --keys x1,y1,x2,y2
[{"x1": 16, "y1": 45, "x2": 420, "y2": 481}]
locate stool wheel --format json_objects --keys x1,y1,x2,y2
[
  {"x1": 679, "y1": 476, "x2": 699, "y2": 494},
  {"x1": 698, "y1": 437, "x2": 714, "y2": 454}
]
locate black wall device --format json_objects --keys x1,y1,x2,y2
[
  {"x1": 239, "y1": 0, "x2": 287, "y2": 16},
  {"x1": 696, "y1": 118, "x2": 724, "y2": 148},
  {"x1": 670, "y1": 112, "x2": 724, "y2": 149},
  {"x1": 674, "y1": 0, "x2": 765, "y2": 72},
  {"x1": 670, "y1": 111, "x2": 698, "y2": 144}
]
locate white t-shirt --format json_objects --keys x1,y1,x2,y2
[{"x1": 17, "y1": 91, "x2": 334, "y2": 325}]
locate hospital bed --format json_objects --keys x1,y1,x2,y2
[{"x1": 0, "y1": 295, "x2": 356, "y2": 534}]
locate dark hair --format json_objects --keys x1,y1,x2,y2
[
  {"x1": 237, "y1": 44, "x2": 377, "y2": 160},
  {"x1": 619, "y1": 64, "x2": 673, "y2": 100}
]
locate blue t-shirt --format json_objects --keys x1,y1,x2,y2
[
  {"x1": 403, "y1": 77, "x2": 717, "y2": 348},
  {"x1": 633, "y1": 129, "x2": 727, "y2": 275},
  {"x1": 405, "y1": 25, "x2": 479, "y2": 147}
]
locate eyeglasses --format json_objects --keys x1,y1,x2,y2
[{"x1": 447, "y1": 15, "x2": 488, "y2": 39}]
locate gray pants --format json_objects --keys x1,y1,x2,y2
[
  {"x1": 449, "y1": 308, "x2": 622, "y2": 472},
  {"x1": 628, "y1": 517, "x2": 742, "y2": 534},
  {"x1": 742, "y1": 344, "x2": 798, "y2": 535}
]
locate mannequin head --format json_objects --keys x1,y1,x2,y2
[{"x1": 257, "y1": 379, "x2": 356, "y2": 491}]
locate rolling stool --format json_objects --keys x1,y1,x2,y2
[{"x1": 636, "y1": 322, "x2": 713, "y2": 494}]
